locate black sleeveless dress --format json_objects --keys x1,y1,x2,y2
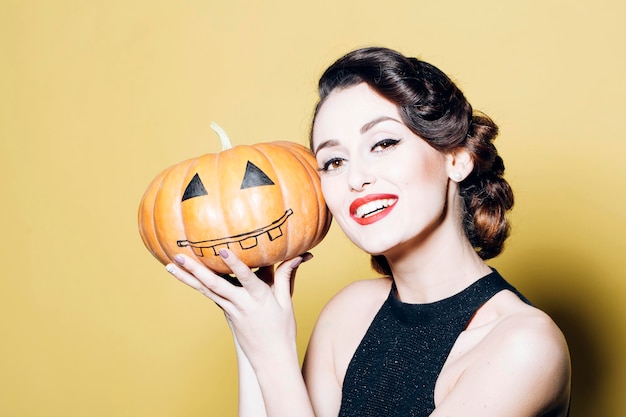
[{"x1": 338, "y1": 269, "x2": 531, "y2": 417}]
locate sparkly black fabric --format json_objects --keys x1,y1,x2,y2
[{"x1": 338, "y1": 269, "x2": 530, "y2": 417}]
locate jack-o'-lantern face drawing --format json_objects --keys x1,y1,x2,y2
[
  {"x1": 138, "y1": 123, "x2": 331, "y2": 274},
  {"x1": 176, "y1": 162, "x2": 294, "y2": 256}
]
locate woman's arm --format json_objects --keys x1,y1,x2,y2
[
  {"x1": 232, "y1": 333, "x2": 266, "y2": 417},
  {"x1": 304, "y1": 278, "x2": 391, "y2": 417},
  {"x1": 165, "y1": 249, "x2": 316, "y2": 417},
  {"x1": 302, "y1": 304, "x2": 343, "y2": 417}
]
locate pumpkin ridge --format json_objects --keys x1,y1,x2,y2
[
  {"x1": 252, "y1": 144, "x2": 288, "y2": 262},
  {"x1": 152, "y1": 170, "x2": 172, "y2": 262},
  {"x1": 175, "y1": 157, "x2": 201, "y2": 263},
  {"x1": 214, "y1": 148, "x2": 227, "y2": 262},
  {"x1": 139, "y1": 168, "x2": 170, "y2": 264},
  {"x1": 283, "y1": 144, "x2": 331, "y2": 245},
  {"x1": 282, "y1": 147, "x2": 314, "y2": 254},
  {"x1": 263, "y1": 143, "x2": 322, "y2": 256}
]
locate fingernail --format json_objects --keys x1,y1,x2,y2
[
  {"x1": 219, "y1": 249, "x2": 229, "y2": 259},
  {"x1": 174, "y1": 255, "x2": 185, "y2": 265},
  {"x1": 166, "y1": 264, "x2": 176, "y2": 274},
  {"x1": 290, "y1": 257, "x2": 303, "y2": 269},
  {"x1": 302, "y1": 253, "x2": 314, "y2": 263}
]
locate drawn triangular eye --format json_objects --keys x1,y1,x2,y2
[
  {"x1": 241, "y1": 161, "x2": 275, "y2": 189},
  {"x1": 182, "y1": 173, "x2": 208, "y2": 201}
]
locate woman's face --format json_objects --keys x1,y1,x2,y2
[{"x1": 312, "y1": 83, "x2": 453, "y2": 257}]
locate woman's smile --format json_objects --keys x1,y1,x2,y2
[{"x1": 350, "y1": 194, "x2": 398, "y2": 225}]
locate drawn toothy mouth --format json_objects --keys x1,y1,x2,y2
[{"x1": 176, "y1": 209, "x2": 293, "y2": 256}]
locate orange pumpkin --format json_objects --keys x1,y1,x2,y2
[{"x1": 138, "y1": 122, "x2": 331, "y2": 274}]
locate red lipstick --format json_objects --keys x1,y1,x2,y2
[{"x1": 349, "y1": 194, "x2": 398, "y2": 226}]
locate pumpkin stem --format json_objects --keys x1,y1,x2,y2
[{"x1": 210, "y1": 121, "x2": 233, "y2": 150}]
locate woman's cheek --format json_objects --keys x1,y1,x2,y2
[{"x1": 321, "y1": 179, "x2": 340, "y2": 213}]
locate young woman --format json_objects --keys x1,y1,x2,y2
[{"x1": 165, "y1": 47, "x2": 571, "y2": 417}]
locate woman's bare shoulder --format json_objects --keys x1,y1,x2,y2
[
  {"x1": 436, "y1": 291, "x2": 572, "y2": 416},
  {"x1": 478, "y1": 303, "x2": 571, "y2": 414},
  {"x1": 479, "y1": 291, "x2": 570, "y2": 358},
  {"x1": 495, "y1": 299, "x2": 571, "y2": 383},
  {"x1": 306, "y1": 276, "x2": 392, "y2": 365},
  {"x1": 320, "y1": 277, "x2": 392, "y2": 320},
  {"x1": 473, "y1": 290, "x2": 571, "y2": 389}
]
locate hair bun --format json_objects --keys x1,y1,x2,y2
[{"x1": 461, "y1": 113, "x2": 514, "y2": 259}]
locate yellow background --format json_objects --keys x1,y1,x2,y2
[{"x1": 1, "y1": 0, "x2": 624, "y2": 415}]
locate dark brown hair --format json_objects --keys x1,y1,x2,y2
[{"x1": 310, "y1": 47, "x2": 514, "y2": 275}]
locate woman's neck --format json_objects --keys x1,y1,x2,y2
[{"x1": 385, "y1": 225, "x2": 491, "y2": 304}]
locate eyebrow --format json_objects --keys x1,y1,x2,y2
[
  {"x1": 314, "y1": 116, "x2": 403, "y2": 155},
  {"x1": 313, "y1": 139, "x2": 339, "y2": 156},
  {"x1": 360, "y1": 116, "x2": 402, "y2": 134}
]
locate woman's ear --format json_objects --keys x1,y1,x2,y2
[{"x1": 445, "y1": 148, "x2": 474, "y2": 182}]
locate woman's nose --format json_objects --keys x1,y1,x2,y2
[{"x1": 348, "y1": 161, "x2": 375, "y2": 192}]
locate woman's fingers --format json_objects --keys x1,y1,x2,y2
[
  {"x1": 168, "y1": 250, "x2": 272, "y2": 304},
  {"x1": 165, "y1": 260, "x2": 235, "y2": 312},
  {"x1": 274, "y1": 252, "x2": 314, "y2": 301},
  {"x1": 217, "y1": 249, "x2": 272, "y2": 299},
  {"x1": 166, "y1": 254, "x2": 241, "y2": 302},
  {"x1": 165, "y1": 250, "x2": 313, "y2": 308}
]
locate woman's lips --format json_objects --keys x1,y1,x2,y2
[{"x1": 349, "y1": 194, "x2": 398, "y2": 225}]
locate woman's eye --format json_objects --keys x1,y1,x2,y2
[
  {"x1": 318, "y1": 157, "x2": 346, "y2": 172},
  {"x1": 371, "y1": 138, "x2": 400, "y2": 152}
]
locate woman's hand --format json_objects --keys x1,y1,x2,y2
[{"x1": 164, "y1": 249, "x2": 312, "y2": 364}]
